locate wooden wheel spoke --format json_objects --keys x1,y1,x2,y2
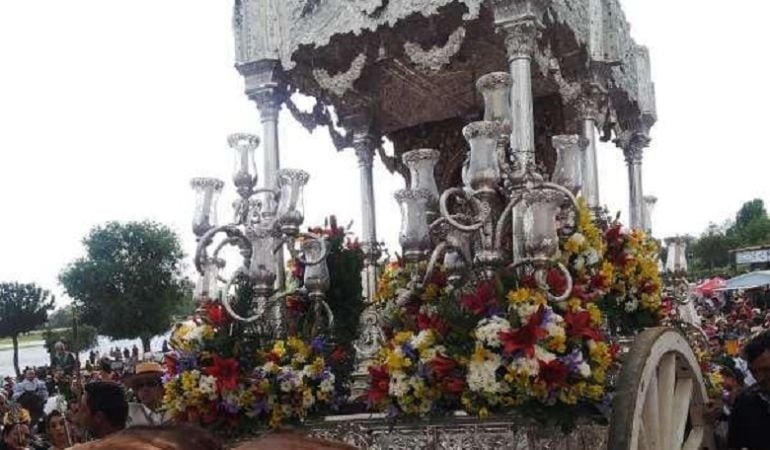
[
  {"x1": 607, "y1": 328, "x2": 714, "y2": 450},
  {"x1": 682, "y1": 426, "x2": 704, "y2": 450},
  {"x1": 658, "y1": 353, "x2": 677, "y2": 448},
  {"x1": 671, "y1": 377, "x2": 694, "y2": 450},
  {"x1": 642, "y1": 373, "x2": 661, "y2": 450}
]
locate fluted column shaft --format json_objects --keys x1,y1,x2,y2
[
  {"x1": 582, "y1": 118, "x2": 600, "y2": 209},
  {"x1": 619, "y1": 134, "x2": 648, "y2": 230},
  {"x1": 248, "y1": 84, "x2": 287, "y2": 290},
  {"x1": 502, "y1": 21, "x2": 539, "y2": 178},
  {"x1": 353, "y1": 132, "x2": 380, "y2": 303}
]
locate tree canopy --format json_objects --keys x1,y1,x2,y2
[
  {"x1": 0, "y1": 283, "x2": 55, "y2": 376},
  {"x1": 59, "y1": 221, "x2": 187, "y2": 352},
  {"x1": 689, "y1": 199, "x2": 770, "y2": 277}
]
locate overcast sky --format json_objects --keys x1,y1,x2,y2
[{"x1": 1, "y1": 0, "x2": 768, "y2": 307}]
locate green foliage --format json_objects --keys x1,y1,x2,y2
[
  {"x1": 689, "y1": 199, "x2": 770, "y2": 277},
  {"x1": 46, "y1": 305, "x2": 76, "y2": 329},
  {"x1": 59, "y1": 221, "x2": 187, "y2": 351},
  {"x1": 0, "y1": 283, "x2": 55, "y2": 376},
  {"x1": 43, "y1": 324, "x2": 98, "y2": 354},
  {"x1": 690, "y1": 223, "x2": 734, "y2": 271}
]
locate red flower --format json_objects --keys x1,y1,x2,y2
[
  {"x1": 164, "y1": 354, "x2": 178, "y2": 376},
  {"x1": 519, "y1": 274, "x2": 539, "y2": 289},
  {"x1": 539, "y1": 360, "x2": 568, "y2": 387},
  {"x1": 564, "y1": 310, "x2": 603, "y2": 341},
  {"x1": 330, "y1": 346, "x2": 347, "y2": 364},
  {"x1": 367, "y1": 365, "x2": 390, "y2": 405},
  {"x1": 426, "y1": 271, "x2": 448, "y2": 289},
  {"x1": 590, "y1": 274, "x2": 609, "y2": 292},
  {"x1": 285, "y1": 295, "x2": 306, "y2": 315},
  {"x1": 605, "y1": 225, "x2": 623, "y2": 244},
  {"x1": 460, "y1": 281, "x2": 498, "y2": 316},
  {"x1": 204, "y1": 355, "x2": 239, "y2": 392},
  {"x1": 546, "y1": 268, "x2": 569, "y2": 297},
  {"x1": 499, "y1": 306, "x2": 547, "y2": 357},
  {"x1": 429, "y1": 354, "x2": 457, "y2": 380},
  {"x1": 204, "y1": 302, "x2": 228, "y2": 327},
  {"x1": 442, "y1": 376, "x2": 465, "y2": 395},
  {"x1": 417, "y1": 313, "x2": 450, "y2": 335}
]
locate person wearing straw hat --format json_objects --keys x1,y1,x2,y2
[{"x1": 126, "y1": 362, "x2": 168, "y2": 428}]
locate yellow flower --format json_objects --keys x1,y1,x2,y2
[
  {"x1": 507, "y1": 288, "x2": 532, "y2": 305},
  {"x1": 546, "y1": 334, "x2": 567, "y2": 353},
  {"x1": 394, "y1": 331, "x2": 414, "y2": 345},
  {"x1": 586, "y1": 303, "x2": 602, "y2": 327},
  {"x1": 420, "y1": 283, "x2": 440, "y2": 303},
  {"x1": 478, "y1": 407, "x2": 489, "y2": 419},
  {"x1": 584, "y1": 383, "x2": 604, "y2": 401},
  {"x1": 272, "y1": 341, "x2": 286, "y2": 358},
  {"x1": 566, "y1": 297, "x2": 582, "y2": 312},
  {"x1": 385, "y1": 348, "x2": 411, "y2": 372}
]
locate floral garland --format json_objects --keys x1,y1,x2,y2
[
  {"x1": 163, "y1": 302, "x2": 343, "y2": 432},
  {"x1": 163, "y1": 219, "x2": 364, "y2": 433},
  {"x1": 600, "y1": 213, "x2": 664, "y2": 333},
  {"x1": 368, "y1": 203, "x2": 620, "y2": 427}
]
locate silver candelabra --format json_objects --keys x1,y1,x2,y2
[
  {"x1": 190, "y1": 133, "x2": 332, "y2": 335},
  {"x1": 394, "y1": 72, "x2": 586, "y2": 304}
]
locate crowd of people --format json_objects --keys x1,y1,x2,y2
[{"x1": 683, "y1": 287, "x2": 770, "y2": 450}]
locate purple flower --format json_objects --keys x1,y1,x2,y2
[
  {"x1": 253, "y1": 399, "x2": 268, "y2": 415},
  {"x1": 220, "y1": 400, "x2": 240, "y2": 415},
  {"x1": 311, "y1": 336, "x2": 326, "y2": 354}
]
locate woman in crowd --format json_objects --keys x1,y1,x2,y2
[{"x1": 43, "y1": 411, "x2": 72, "y2": 450}]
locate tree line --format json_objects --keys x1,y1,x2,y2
[
  {"x1": 0, "y1": 221, "x2": 192, "y2": 376},
  {"x1": 688, "y1": 199, "x2": 770, "y2": 278}
]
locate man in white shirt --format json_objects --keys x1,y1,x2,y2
[
  {"x1": 12, "y1": 369, "x2": 48, "y2": 402},
  {"x1": 126, "y1": 361, "x2": 168, "y2": 427}
]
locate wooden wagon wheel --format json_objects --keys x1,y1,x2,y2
[{"x1": 608, "y1": 327, "x2": 714, "y2": 450}]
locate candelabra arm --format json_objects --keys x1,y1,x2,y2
[
  {"x1": 422, "y1": 241, "x2": 448, "y2": 286},
  {"x1": 439, "y1": 188, "x2": 486, "y2": 232},
  {"x1": 194, "y1": 225, "x2": 250, "y2": 275},
  {"x1": 220, "y1": 267, "x2": 263, "y2": 323},
  {"x1": 510, "y1": 258, "x2": 573, "y2": 303},
  {"x1": 494, "y1": 193, "x2": 526, "y2": 250}
]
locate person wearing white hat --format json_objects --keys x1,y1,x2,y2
[{"x1": 126, "y1": 362, "x2": 168, "y2": 427}]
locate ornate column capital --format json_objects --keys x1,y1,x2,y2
[
  {"x1": 490, "y1": 0, "x2": 551, "y2": 60},
  {"x1": 576, "y1": 82, "x2": 608, "y2": 122},
  {"x1": 238, "y1": 59, "x2": 288, "y2": 121},
  {"x1": 615, "y1": 130, "x2": 650, "y2": 164}
]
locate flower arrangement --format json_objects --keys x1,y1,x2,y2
[
  {"x1": 164, "y1": 320, "x2": 340, "y2": 431},
  {"x1": 599, "y1": 215, "x2": 664, "y2": 333},
  {"x1": 163, "y1": 218, "x2": 364, "y2": 433},
  {"x1": 367, "y1": 202, "x2": 619, "y2": 427}
]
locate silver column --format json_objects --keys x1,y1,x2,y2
[
  {"x1": 581, "y1": 117, "x2": 600, "y2": 210},
  {"x1": 642, "y1": 195, "x2": 657, "y2": 235},
  {"x1": 503, "y1": 20, "x2": 539, "y2": 178},
  {"x1": 618, "y1": 131, "x2": 649, "y2": 230},
  {"x1": 353, "y1": 131, "x2": 380, "y2": 303},
  {"x1": 240, "y1": 60, "x2": 288, "y2": 290}
]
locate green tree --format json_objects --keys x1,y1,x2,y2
[
  {"x1": 60, "y1": 221, "x2": 186, "y2": 352},
  {"x1": 727, "y1": 199, "x2": 770, "y2": 248},
  {"x1": 46, "y1": 304, "x2": 76, "y2": 329},
  {"x1": 690, "y1": 223, "x2": 734, "y2": 271},
  {"x1": 0, "y1": 283, "x2": 55, "y2": 377},
  {"x1": 43, "y1": 324, "x2": 99, "y2": 355}
]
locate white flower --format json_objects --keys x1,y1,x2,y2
[
  {"x1": 410, "y1": 329, "x2": 435, "y2": 351},
  {"x1": 534, "y1": 346, "x2": 556, "y2": 363},
  {"x1": 574, "y1": 257, "x2": 586, "y2": 271},
  {"x1": 516, "y1": 303, "x2": 540, "y2": 321},
  {"x1": 389, "y1": 373, "x2": 409, "y2": 397},
  {"x1": 302, "y1": 390, "x2": 315, "y2": 408},
  {"x1": 467, "y1": 353, "x2": 503, "y2": 394},
  {"x1": 198, "y1": 375, "x2": 217, "y2": 399},
  {"x1": 624, "y1": 298, "x2": 639, "y2": 312},
  {"x1": 585, "y1": 248, "x2": 600, "y2": 266},
  {"x1": 319, "y1": 373, "x2": 335, "y2": 393},
  {"x1": 475, "y1": 316, "x2": 511, "y2": 348},
  {"x1": 578, "y1": 362, "x2": 592, "y2": 378},
  {"x1": 509, "y1": 357, "x2": 540, "y2": 377}
]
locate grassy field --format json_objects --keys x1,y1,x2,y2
[{"x1": 0, "y1": 330, "x2": 48, "y2": 348}]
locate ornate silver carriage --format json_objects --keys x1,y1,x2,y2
[{"x1": 189, "y1": 1, "x2": 712, "y2": 449}]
